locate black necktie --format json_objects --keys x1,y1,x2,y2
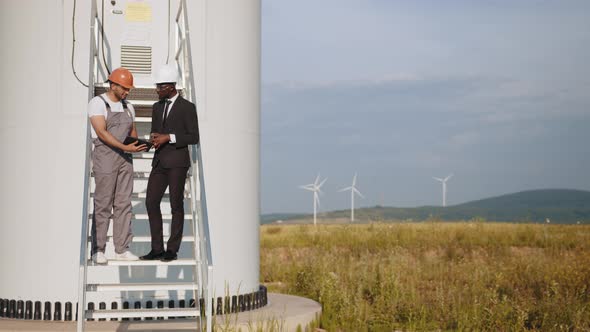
[{"x1": 162, "y1": 99, "x2": 171, "y2": 126}]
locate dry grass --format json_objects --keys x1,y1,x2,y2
[{"x1": 260, "y1": 222, "x2": 590, "y2": 331}]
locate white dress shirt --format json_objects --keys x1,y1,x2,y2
[{"x1": 164, "y1": 93, "x2": 180, "y2": 143}]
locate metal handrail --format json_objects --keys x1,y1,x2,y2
[
  {"x1": 77, "y1": 1, "x2": 100, "y2": 331},
  {"x1": 176, "y1": 1, "x2": 214, "y2": 331},
  {"x1": 77, "y1": 2, "x2": 212, "y2": 330}
]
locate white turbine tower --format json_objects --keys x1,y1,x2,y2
[
  {"x1": 339, "y1": 173, "x2": 364, "y2": 222},
  {"x1": 299, "y1": 174, "x2": 327, "y2": 226},
  {"x1": 433, "y1": 174, "x2": 453, "y2": 207}
]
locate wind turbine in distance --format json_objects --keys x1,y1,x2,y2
[
  {"x1": 433, "y1": 174, "x2": 453, "y2": 207},
  {"x1": 299, "y1": 174, "x2": 327, "y2": 226},
  {"x1": 339, "y1": 173, "x2": 364, "y2": 222}
]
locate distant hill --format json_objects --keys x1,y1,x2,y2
[
  {"x1": 262, "y1": 189, "x2": 590, "y2": 224},
  {"x1": 260, "y1": 213, "x2": 305, "y2": 224}
]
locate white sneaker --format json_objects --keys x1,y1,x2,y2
[
  {"x1": 115, "y1": 251, "x2": 139, "y2": 261},
  {"x1": 92, "y1": 252, "x2": 108, "y2": 264}
]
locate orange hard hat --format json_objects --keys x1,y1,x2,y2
[{"x1": 108, "y1": 67, "x2": 134, "y2": 89}]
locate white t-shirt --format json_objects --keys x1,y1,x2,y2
[{"x1": 88, "y1": 93, "x2": 136, "y2": 138}]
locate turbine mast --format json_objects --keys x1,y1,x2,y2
[
  {"x1": 339, "y1": 173, "x2": 363, "y2": 222},
  {"x1": 433, "y1": 174, "x2": 453, "y2": 207},
  {"x1": 299, "y1": 174, "x2": 327, "y2": 227}
]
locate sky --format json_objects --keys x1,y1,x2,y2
[{"x1": 260, "y1": 0, "x2": 590, "y2": 214}]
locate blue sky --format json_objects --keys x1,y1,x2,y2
[{"x1": 261, "y1": 0, "x2": 590, "y2": 213}]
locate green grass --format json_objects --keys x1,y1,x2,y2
[{"x1": 260, "y1": 222, "x2": 590, "y2": 331}]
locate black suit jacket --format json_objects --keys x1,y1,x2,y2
[{"x1": 151, "y1": 95, "x2": 200, "y2": 168}]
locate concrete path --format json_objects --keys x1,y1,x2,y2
[{"x1": 0, "y1": 293, "x2": 321, "y2": 332}]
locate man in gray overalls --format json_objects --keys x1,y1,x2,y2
[{"x1": 88, "y1": 67, "x2": 147, "y2": 264}]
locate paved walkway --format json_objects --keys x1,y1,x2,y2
[{"x1": 0, "y1": 293, "x2": 321, "y2": 331}]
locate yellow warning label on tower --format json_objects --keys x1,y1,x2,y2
[{"x1": 125, "y1": 2, "x2": 152, "y2": 22}]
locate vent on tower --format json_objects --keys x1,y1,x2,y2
[{"x1": 120, "y1": 45, "x2": 152, "y2": 74}]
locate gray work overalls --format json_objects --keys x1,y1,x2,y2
[{"x1": 91, "y1": 95, "x2": 134, "y2": 255}]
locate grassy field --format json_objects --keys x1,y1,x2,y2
[{"x1": 260, "y1": 222, "x2": 590, "y2": 331}]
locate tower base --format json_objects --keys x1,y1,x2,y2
[{"x1": 0, "y1": 293, "x2": 321, "y2": 332}]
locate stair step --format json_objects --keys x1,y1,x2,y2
[
  {"x1": 134, "y1": 106, "x2": 153, "y2": 118},
  {"x1": 85, "y1": 308, "x2": 197, "y2": 319},
  {"x1": 134, "y1": 214, "x2": 193, "y2": 220},
  {"x1": 90, "y1": 172, "x2": 192, "y2": 181},
  {"x1": 134, "y1": 152, "x2": 155, "y2": 160},
  {"x1": 135, "y1": 117, "x2": 152, "y2": 123},
  {"x1": 132, "y1": 235, "x2": 195, "y2": 242},
  {"x1": 87, "y1": 221, "x2": 195, "y2": 237},
  {"x1": 91, "y1": 171, "x2": 151, "y2": 179},
  {"x1": 127, "y1": 100, "x2": 157, "y2": 106},
  {"x1": 94, "y1": 85, "x2": 183, "y2": 101},
  {"x1": 87, "y1": 283, "x2": 197, "y2": 292},
  {"x1": 88, "y1": 235, "x2": 196, "y2": 242},
  {"x1": 90, "y1": 259, "x2": 197, "y2": 266},
  {"x1": 87, "y1": 214, "x2": 193, "y2": 220},
  {"x1": 90, "y1": 192, "x2": 191, "y2": 199}
]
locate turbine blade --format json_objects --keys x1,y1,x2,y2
[
  {"x1": 318, "y1": 177, "x2": 328, "y2": 188},
  {"x1": 299, "y1": 184, "x2": 315, "y2": 191},
  {"x1": 433, "y1": 177, "x2": 443, "y2": 182},
  {"x1": 314, "y1": 174, "x2": 321, "y2": 186},
  {"x1": 445, "y1": 174, "x2": 453, "y2": 181},
  {"x1": 352, "y1": 173, "x2": 357, "y2": 186},
  {"x1": 353, "y1": 188, "x2": 365, "y2": 198},
  {"x1": 339, "y1": 186, "x2": 353, "y2": 192}
]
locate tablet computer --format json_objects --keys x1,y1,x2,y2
[{"x1": 123, "y1": 136, "x2": 153, "y2": 151}]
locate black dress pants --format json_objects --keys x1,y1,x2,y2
[{"x1": 145, "y1": 163, "x2": 189, "y2": 254}]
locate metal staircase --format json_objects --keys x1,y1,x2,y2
[{"x1": 77, "y1": 1, "x2": 212, "y2": 331}]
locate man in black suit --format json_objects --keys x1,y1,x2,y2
[{"x1": 140, "y1": 65, "x2": 199, "y2": 262}]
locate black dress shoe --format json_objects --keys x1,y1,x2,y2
[
  {"x1": 160, "y1": 251, "x2": 177, "y2": 262},
  {"x1": 140, "y1": 250, "x2": 164, "y2": 260}
]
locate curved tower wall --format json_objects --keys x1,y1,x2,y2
[
  {"x1": 188, "y1": 0, "x2": 261, "y2": 296},
  {"x1": 0, "y1": 0, "x2": 91, "y2": 302},
  {"x1": 0, "y1": 0, "x2": 259, "y2": 305}
]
